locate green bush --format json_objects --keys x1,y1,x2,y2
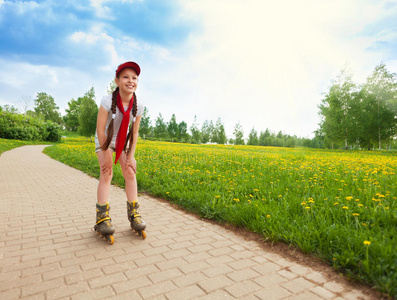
[{"x1": 0, "y1": 112, "x2": 61, "y2": 142}]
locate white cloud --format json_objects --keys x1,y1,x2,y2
[{"x1": 142, "y1": 0, "x2": 397, "y2": 138}]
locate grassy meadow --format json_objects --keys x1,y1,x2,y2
[{"x1": 12, "y1": 136, "x2": 397, "y2": 297}]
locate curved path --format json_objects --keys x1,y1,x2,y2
[{"x1": 0, "y1": 145, "x2": 381, "y2": 299}]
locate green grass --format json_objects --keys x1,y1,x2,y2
[
  {"x1": 35, "y1": 137, "x2": 397, "y2": 298},
  {"x1": 0, "y1": 138, "x2": 50, "y2": 156}
]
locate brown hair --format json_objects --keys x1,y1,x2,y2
[{"x1": 100, "y1": 87, "x2": 138, "y2": 154}]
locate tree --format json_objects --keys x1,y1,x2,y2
[
  {"x1": 363, "y1": 63, "x2": 397, "y2": 150},
  {"x1": 247, "y1": 128, "x2": 258, "y2": 145},
  {"x1": 259, "y1": 129, "x2": 271, "y2": 146},
  {"x1": 212, "y1": 118, "x2": 227, "y2": 144},
  {"x1": 78, "y1": 87, "x2": 98, "y2": 141},
  {"x1": 139, "y1": 107, "x2": 151, "y2": 139},
  {"x1": 318, "y1": 69, "x2": 357, "y2": 149},
  {"x1": 200, "y1": 120, "x2": 213, "y2": 144},
  {"x1": 34, "y1": 92, "x2": 61, "y2": 124},
  {"x1": 167, "y1": 114, "x2": 178, "y2": 142},
  {"x1": 177, "y1": 121, "x2": 189, "y2": 142},
  {"x1": 107, "y1": 80, "x2": 117, "y2": 95},
  {"x1": 63, "y1": 97, "x2": 82, "y2": 131},
  {"x1": 17, "y1": 96, "x2": 33, "y2": 115},
  {"x1": 154, "y1": 113, "x2": 168, "y2": 139},
  {"x1": 190, "y1": 115, "x2": 201, "y2": 144},
  {"x1": 0, "y1": 104, "x2": 18, "y2": 114},
  {"x1": 233, "y1": 122, "x2": 244, "y2": 145}
]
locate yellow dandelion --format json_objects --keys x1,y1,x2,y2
[
  {"x1": 363, "y1": 241, "x2": 371, "y2": 246},
  {"x1": 305, "y1": 206, "x2": 311, "y2": 210},
  {"x1": 267, "y1": 215, "x2": 270, "y2": 218},
  {"x1": 343, "y1": 206, "x2": 348, "y2": 210},
  {"x1": 334, "y1": 202, "x2": 339, "y2": 206},
  {"x1": 352, "y1": 213, "x2": 359, "y2": 217},
  {"x1": 346, "y1": 196, "x2": 353, "y2": 201}
]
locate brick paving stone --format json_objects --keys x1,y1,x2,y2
[
  {"x1": 253, "y1": 261, "x2": 283, "y2": 275},
  {"x1": 148, "y1": 268, "x2": 184, "y2": 283},
  {"x1": 282, "y1": 277, "x2": 315, "y2": 293},
  {"x1": 225, "y1": 280, "x2": 262, "y2": 298},
  {"x1": 0, "y1": 146, "x2": 383, "y2": 300},
  {"x1": 202, "y1": 264, "x2": 234, "y2": 278},
  {"x1": 254, "y1": 272, "x2": 288, "y2": 289},
  {"x1": 165, "y1": 284, "x2": 206, "y2": 299},
  {"x1": 112, "y1": 277, "x2": 152, "y2": 294},
  {"x1": 227, "y1": 268, "x2": 261, "y2": 282},
  {"x1": 289, "y1": 291, "x2": 324, "y2": 300},
  {"x1": 172, "y1": 272, "x2": 207, "y2": 288},
  {"x1": 323, "y1": 281, "x2": 347, "y2": 294},
  {"x1": 311, "y1": 286, "x2": 337, "y2": 299},
  {"x1": 255, "y1": 285, "x2": 292, "y2": 300},
  {"x1": 305, "y1": 271, "x2": 329, "y2": 284},
  {"x1": 138, "y1": 280, "x2": 178, "y2": 299},
  {"x1": 71, "y1": 286, "x2": 116, "y2": 300},
  {"x1": 45, "y1": 281, "x2": 90, "y2": 299},
  {"x1": 198, "y1": 275, "x2": 234, "y2": 293},
  {"x1": 88, "y1": 271, "x2": 128, "y2": 289},
  {"x1": 344, "y1": 289, "x2": 374, "y2": 300}
]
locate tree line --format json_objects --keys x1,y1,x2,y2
[
  {"x1": 317, "y1": 63, "x2": 397, "y2": 150},
  {"x1": 2, "y1": 62, "x2": 396, "y2": 149}
]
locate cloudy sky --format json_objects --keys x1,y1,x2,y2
[{"x1": 0, "y1": 0, "x2": 396, "y2": 138}]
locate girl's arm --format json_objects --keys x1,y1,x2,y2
[
  {"x1": 126, "y1": 116, "x2": 141, "y2": 173},
  {"x1": 97, "y1": 106, "x2": 113, "y2": 174},
  {"x1": 128, "y1": 116, "x2": 141, "y2": 157}
]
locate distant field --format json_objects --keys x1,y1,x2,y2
[{"x1": 42, "y1": 137, "x2": 397, "y2": 297}]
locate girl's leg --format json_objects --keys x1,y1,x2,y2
[
  {"x1": 120, "y1": 152, "x2": 146, "y2": 233},
  {"x1": 119, "y1": 152, "x2": 138, "y2": 201},
  {"x1": 97, "y1": 150, "x2": 113, "y2": 204}
]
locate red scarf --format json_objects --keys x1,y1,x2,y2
[{"x1": 115, "y1": 92, "x2": 134, "y2": 164}]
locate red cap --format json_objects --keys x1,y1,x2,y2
[{"x1": 115, "y1": 61, "x2": 141, "y2": 77}]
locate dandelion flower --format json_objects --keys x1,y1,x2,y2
[
  {"x1": 363, "y1": 241, "x2": 371, "y2": 246},
  {"x1": 343, "y1": 206, "x2": 348, "y2": 210},
  {"x1": 352, "y1": 213, "x2": 359, "y2": 217}
]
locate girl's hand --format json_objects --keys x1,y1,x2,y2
[
  {"x1": 101, "y1": 150, "x2": 113, "y2": 175},
  {"x1": 126, "y1": 156, "x2": 137, "y2": 174}
]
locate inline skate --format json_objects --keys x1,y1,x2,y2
[
  {"x1": 127, "y1": 201, "x2": 146, "y2": 239},
  {"x1": 94, "y1": 202, "x2": 115, "y2": 244}
]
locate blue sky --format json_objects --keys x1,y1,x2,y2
[{"x1": 1, "y1": 0, "x2": 396, "y2": 139}]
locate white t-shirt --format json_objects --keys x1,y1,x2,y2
[{"x1": 95, "y1": 94, "x2": 144, "y2": 150}]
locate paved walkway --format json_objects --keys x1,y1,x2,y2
[{"x1": 0, "y1": 145, "x2": 381, "y2": 300}]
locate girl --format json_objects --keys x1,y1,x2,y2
[{"x1": 94, "y1": 61, "x2": 146, "y2": 244}]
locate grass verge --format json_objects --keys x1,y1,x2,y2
[{"x1": 42, "y1": 137, "x2": 397, "y2": 298}]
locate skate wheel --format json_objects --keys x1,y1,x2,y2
[
  {"x1": 106, "y1": 235, "x2": 115, "y2": 245},
  {"x1": 140, "y1": 230, "x2": 146, "y2": 239}
]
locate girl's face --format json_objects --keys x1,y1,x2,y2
[{"x1": 115, "y1": 68, "x2": 138, "y2": 95}]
